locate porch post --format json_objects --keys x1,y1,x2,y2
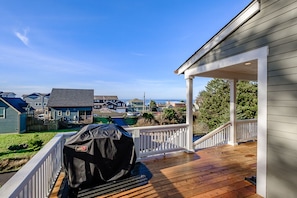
[
  {"x1": 185, "y1": 76, "x2": 194, "y2": 153},
  {"x1": 229, "y1": 79, "x2": 237, "y2": 145}
]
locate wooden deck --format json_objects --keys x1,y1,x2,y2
[{"x1": 50, "y1": 141, "x2": 261, "y2": 198}]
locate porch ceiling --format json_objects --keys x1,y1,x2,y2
[{"x1": 193, "y1": 59, "x2": 258, "y2": 81}]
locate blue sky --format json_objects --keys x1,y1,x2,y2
[{"x1": 0, "y1": 0, "x2": 251, "y2": 100}]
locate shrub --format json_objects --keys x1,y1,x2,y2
[
  {"x1": 8, "y1": 144, "x2": 28, "y2": 151},
  {"x1": 28, "y1": 139, "x2": 43, "y2": 151}
]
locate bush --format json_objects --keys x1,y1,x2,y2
[
  {"x1": 28, "y1": 139, "x2": 43, "y2": 151},
  {"x1": 8, "y1": 144, "x2": 28, "y2": 151}
]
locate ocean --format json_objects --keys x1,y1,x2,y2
[{"x1": 120, "y1": 99, "x2": 186, "y2": 105}]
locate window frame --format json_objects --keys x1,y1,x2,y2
[
  {"x1": 57, "y1": 110, "x2": 62, "y2": 116},
  {"x1": 65, "y1": 110, "x2": 70, "y2": 116},
  {"x1": 0, "y1": 107, "x2": 5, "y2": 119}
]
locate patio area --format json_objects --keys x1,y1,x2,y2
[{"x1": 50, "y1": 141, "x2": 261, "y2": 198}]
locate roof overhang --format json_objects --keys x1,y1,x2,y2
[
  {"x1": 174, "y1": 0, "x2": 260, "y2": 76},
  {"x1": 0, "y1": 98, "x2": 21, "y2": 115}
]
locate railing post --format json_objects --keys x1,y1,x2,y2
[{"x1": 132, "y1": 129, "x2": 141, "y2": 161}]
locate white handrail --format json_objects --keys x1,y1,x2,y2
[
  {"x1": 193, "y1": 119, "x2": 258, "y2": 150},
  {"x1": 125, "y1": 124, "x2": 189, "y2": 158},
  {"x1": 0, "y1": 132, "x2": 76, "y2": 198},
  {"x1": 193, "y1": 122, "x2": 232, "y2": 150}
]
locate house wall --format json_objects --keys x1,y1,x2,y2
[
  {"x1": 50, "y1": 107, "x2": 93, "y2": 124},
  {"x1": 0, "y1": 101, "x2": 19, "y2": 133},
  {"x1": 23, "y1": 94, "x2": 49, "y2": 112},
  {"x1": 191, "y1": 0, "x2": 297, "y2": 197}
]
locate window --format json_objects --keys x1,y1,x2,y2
[
  {"x1": 0, "y1": 107, "x2": 5, "y2": 119},
  {"x1": 57, "y1": 111, "x2": 62, "y2": 116}
]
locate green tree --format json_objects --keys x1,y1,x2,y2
[
  {"x1": 149, "y1": 100, "x2": 158, "y2": 112},
  {"x1": 197, "y1": 79, "x2": 230, "y2": 131},
  {"x1": 142, "y1": 112, "x2": 155, "y2": 123},
  {"x1": 196, "y1": 79, "x2": 257, "y2": 132},
  {"x1": 163, "y1": 108, "x2": 177, "y2": 123},
  {"x1": 236, "y1": 81, "x2": 258, "y2": 119}
]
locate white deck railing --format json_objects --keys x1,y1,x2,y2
[
  {"x1": 236, "y1": 119, "x2": 257, "y2": 142},
  {"x1": 125, "y1": 124, "x2": 188, "y2": 158},
  {"x1": 0, "y1": 132, "x2": 75, "y2": 198},
  {"x1": 0, "y1": 121, "x2": 256, "y2": 197},
  {"x1": 193, "y1": 122, "x2": 232, "y2": 150},
  {"x1": 194, "y1": 119, "x2": 258, "y2": 150}
]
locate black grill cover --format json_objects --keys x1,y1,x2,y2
[{"x1": 63, "y1": 124, "x2": 136, "y2": 189}]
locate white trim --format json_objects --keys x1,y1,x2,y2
[
  {"x1": 175, "y1": 0, "x2": 260, "y2": 75},
  {"x1": 185, "y1": 46, "x2": 268, "y2": 79},
  {"x1": 257, "y1": 49, "x2": 268, "y2": 198},
  {"x1": 186, "y1": 77, "x2": 194, "y2": 153},
  {"x1": 229, "y1": 79, "x2": 237, "y2": 145},
  {"x1": 0, "y1": 107, "x2": 5, "y2": 119}
]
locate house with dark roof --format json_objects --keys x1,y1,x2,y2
[
  {"x1": 0, "y1": 97, "x2": 29, "y2": 133},
  {"x1": 47, "y1": 88, "x2": 94, "y2": 124},
  {"x1": 22, "y1": 93, "x2": 50, "y2": 112},
  {"x1": 93, "y1": 95, "x2": 126, "y2": 113},
  {"x1": 0, "y1": 91, "x2": 16, "y2": 98},
  {"x1": 175, "y1": 0, "x2": 297, "y2": 197}
]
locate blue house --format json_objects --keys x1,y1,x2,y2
[
  {"x1": 0, "y1": 97, "x2": 29, "y2": 133},
  {"x1": 47, "y1": 88, "x2": 94, "y2": 124}
]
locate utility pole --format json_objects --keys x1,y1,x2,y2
[{"x1": 143, "y1": 92, "x2": 145, "y2": 113}]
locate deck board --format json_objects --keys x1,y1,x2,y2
[{"x1": 50, "y1": 141, "x2": 262, "y2": 198}]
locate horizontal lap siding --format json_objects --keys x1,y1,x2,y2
[
  {"x1": 192, "y1": 0, "x2": 297, "y2": 66},
  {"x1": 193, "y1": 0, "x2": 297, "y2": 197},
  {"x1": 0, "y1": 107, "x2": 19, "y2": 133},
  {"x1": 264, "y1": 0, "x2": 297, "y2": 196}
]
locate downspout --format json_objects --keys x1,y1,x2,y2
[{"x1": 185, "y1": 76, "x2": 194, "y2": 153}]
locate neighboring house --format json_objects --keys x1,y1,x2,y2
[
  {"x1": 175, "y1": 0, "x2": 297, "y2": 197},
  {"x1": 47, "y1": 88, "x2": 94, "y2": 124},
  {"x1": 22, "y1": 93, "x2": 50, "y2": 112},
  {"x1": 165, "y1": 101, "x2": 186, "y2": 108},
  {"x1": 0, "y1": 97, "x2": 29, "y2": 133},
  {"x1": 0, "y1": 91, "x2": 16, "y2": 98},
  {"x1": 93, "y1": 95, "x2": 126, "y2": 113},
  {"x1": 127, "y1": 98, "x2": 145, "y2": 112}
]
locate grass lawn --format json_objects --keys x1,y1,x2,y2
[{"x1": 0, "y1": 130, "x2": 78, "y2": 173}]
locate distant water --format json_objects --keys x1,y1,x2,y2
[{"x1": 121, "y1": 99, "x2": 186, "y2": 105}]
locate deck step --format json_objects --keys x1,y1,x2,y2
[{"x1": 77, "y1": 174, "x2": 148, "y2": 198}]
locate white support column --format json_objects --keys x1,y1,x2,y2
[
  {"x1": 257, "y1": 52, "x2": 268, "y2": 198},
  {"x1": 229, "y1": 79, "x2": 237, "y2": 145},
  {"x1": 185, "y1": 76, "x2": 194, "y2": 153}
]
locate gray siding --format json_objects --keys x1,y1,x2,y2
[
  {"x1": 0, "y1": 104, "x2": 19, "y2": 133},
  {"x1": 191, "y1": 0, "x2": 297, "y2": 197}
]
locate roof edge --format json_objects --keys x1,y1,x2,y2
[
  {"x1": 174, "y1": 0, "x2": 260, "y2": 75},
  {"x1": 0, "y1": 97, "x2": 22, "y2": 114}
]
